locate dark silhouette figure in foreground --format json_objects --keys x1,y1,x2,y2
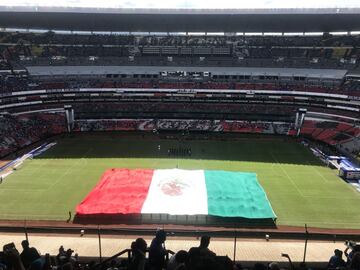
[{"x1": 149, "y1": 230, "x2": 167, "y2": 270}]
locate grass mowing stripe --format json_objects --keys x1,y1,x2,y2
[
  {"x1": 45, "y1": 148, "x2": 92, "y2": 191},
  {"x1": 268, "y1": 151, "x2": 305, "y2": 198}
]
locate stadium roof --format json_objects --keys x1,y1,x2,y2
[{"x1": 0, "y1": 6, "x2": 360, "y2": 32}]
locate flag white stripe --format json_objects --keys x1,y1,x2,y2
[{"x1": 141, "y1": 169, "x2": 208, "y2": 215}]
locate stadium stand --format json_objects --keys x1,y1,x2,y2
[
  {"x1": 0, "y1": 112, "x2": 67, "y2": 157},
  {"x1": 300, "y1": 120, "x2": 360, "y2": 145},
  {"x1": 1, "y1": 6, "x2": 360, "y2": 270},
  {"x1": 0, "y1": 31, "x2": 359, "y2": 69},
  {"x1": 0, "y1": 33, "x2": 359, "y2": 156}
]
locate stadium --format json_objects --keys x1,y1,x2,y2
[{"x1": 1, "y1": 1, "x2": 360, "y2": 270}]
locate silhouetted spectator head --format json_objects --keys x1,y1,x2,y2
[
  {"x1": 175, "y1": 250, "x2": 188, "y2": 264},
  {"x1": 21, "y1": 240, "x2": 29, "y2": 249},
  {"x1": 59, "y1": 246, "x2": 65, "y2": 254},
  {"x1": 155, "y1": 229, "x2": 166, "y2": 243},
  {"x1": 269, "y1": 262, "x2": 280, "y2": 270},
  {"x1": 328, "y1": 248, "x2": 346, "y2": 269},
  {"x1": 188, "y1": 247, "x2": 200, "y2": 259},
  {"x1": 134, "y1": 238, "x2": 147, "y2": 253},
  {"x1": 65, "y1": 249, "x2": 74, "y2": 258},
  {"x1": 200, "y1": 236, "x2": 210, "y2": 248},
  {"x1": 19, "y1": 240, "x2": 40, "y2": 269},
  {"x1": 335, "y1": 249, "x2": 343, "y2": 257}
]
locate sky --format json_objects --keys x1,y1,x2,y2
[{"x1": 1, "y1": 0, "x2": 360, "y2": 9}]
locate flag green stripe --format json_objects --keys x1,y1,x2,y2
[{"x1": 204, "y1": 170, "x2": 276, "y2": 218}]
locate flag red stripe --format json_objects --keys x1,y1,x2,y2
[{"x1": 76, "y1": 168, "x2": 154, "y2": 214}]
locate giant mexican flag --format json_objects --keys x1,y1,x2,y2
[{"x1": 76, "y1": 168, "x2": 276, "y2": 219}]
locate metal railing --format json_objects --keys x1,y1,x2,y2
[{"x1": 0, "y1": 222, "x2": 359, "y2": 266}]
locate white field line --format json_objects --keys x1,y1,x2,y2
[{"x1": 269, "y1": 151, "x2": 305, "y2": 197}]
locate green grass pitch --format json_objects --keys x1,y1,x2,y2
[{"x1": 1, "y1": 132, "x2": 360, "y2": 229}]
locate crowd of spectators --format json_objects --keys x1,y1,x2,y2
[
  {"x1": 0, "y1": 31, "x2": 359, "y2": 99},
  {"x1": 0, "y1": 113, "x2": 67, "y2": 158},
  {"x1": 8, "y1": 101, "x2": 358, "y2": 120},
  {"x1": 135, "y1": 34, "x2": 360, "y2": 47},
  {"x1": 0, "y1": 31, "x2": 358, "y2": 69},
  {"x1": 73, "y1": 119, "x2": 295, "y2": 135},
  {"x1": 0, "y1": 75, "x2": 28, "y2": 93},
  {"x1": 327, "y1": 243, "x2": 360, "y2": 270},
  {"x1": 2, "y1": 231, "x2": 360, "y2": 270},
  {"x1": 15, "y1": 56, "x2": 354, "y2": 70},
  {"x1": 1, "y1": 240, "x2": 81, "y2": 270},
  {"x1": 1, "y1": 31, "x2": 359, "y2": 48},
  {"x1": 300, "y1": 120, "x2": 360, "y2": 146},
  {"x1": 2, "y1": 76, "x2": 359, "y2": 99},
  {"x1": 22, "y1": 80, "x2": 357, "y2": 97},
  {"x1": 72, "y1": 102, "x2": 296, "y2": 116},
  {"x1": 1, "y1": 31, "x2": 360, "y2": 96}
]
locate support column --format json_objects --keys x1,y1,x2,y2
[
  {"x1": 64, "y1": 105, "x2": 74, "y2": 132},
  {"x1": 295, "y1": 108, "x2": 307, "y2": 136}
]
